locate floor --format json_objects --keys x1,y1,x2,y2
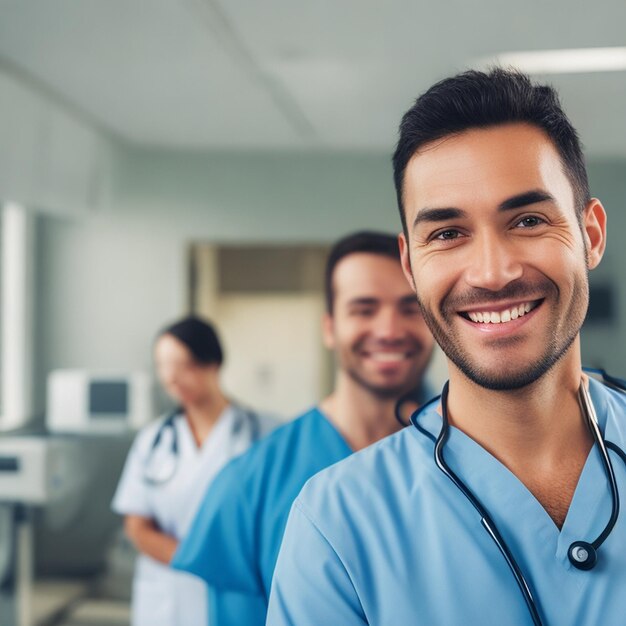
[
  {"x1": 33, "y1": 575, "x2": 131, "y2": 626},
  {"x1": 55, "y1": 530, "x2": 133, "y2": 626},
  {"x1": 32, "y1": 581, "x2": 130, "y2": 626},
  {"x1": 31, "y1": 530, "x2": 134, "y2": 626},
  {"x1": 54, "y1": 599, "x2": 130, "y2": 626}
]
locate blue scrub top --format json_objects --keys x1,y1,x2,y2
[
  {"x1": 268, "y1": 378, "x2": 626, "y2": 625},
  {"x1": 172, "y1": 407, "x2": 353, "y2": 626}
]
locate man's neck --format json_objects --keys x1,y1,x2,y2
[
  {"x1": 320, "y1": 373, "x2": 404, "y2": 451},
  {"x1": 447, "y1": 359, "x2": 587, "y2": 457},
  {"x1": 445, "y1": 349, "x2": 593, "y2": 528}
]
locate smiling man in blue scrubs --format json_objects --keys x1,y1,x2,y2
[
  {"x1": 268, "y1": 70, "x2": 626, "y2": 625},
  {"x1": 171, "y1": 231, "x2": 435, "y2": 626}
]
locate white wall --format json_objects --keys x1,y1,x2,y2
[
  {"x1": 112, "y1": 146, "x2": 401, "y2": 240},
  {"x1": 34, "y1": 212, "x2": 184, "y2": 413},
  {"x1": 582, "y1": 160, "x2": 626, "y2": 375},
  {"x1": 33, "y1": 147, "x2": 402, "y2": 413},
  {"x1": 33, "y1": 150, "x2": 626, "y2": 415}
]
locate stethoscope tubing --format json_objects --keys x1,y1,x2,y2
[
  {"x1": 578, "y1": 383, "x2": 620, "y2": 552},
  {"x1": 142, "y1": 408, "x2": 181, "y2": 486},
  {"x1": 143, "y1": 405, "x2": 260, "y2": 485},
  {"x1": 413, "y1": 373, "x2": 626, "y2": 626},
  {"x1": 434, "y1": 383, "x2": 543, "y2": 626}
]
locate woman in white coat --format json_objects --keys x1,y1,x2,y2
[{"x1": 112, "y1": 316, "x2": 274, "y2": 625}]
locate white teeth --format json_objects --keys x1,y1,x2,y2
[
  {"x1": 371, "y1": 353, "x2": 405, "y2": 362},
  {"x1": 465, "y1": 302, "x2": 536, "y2": 325}
]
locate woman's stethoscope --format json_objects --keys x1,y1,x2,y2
[
  {"x1": 410, "y1": 369, "x2": 626, "y2": 626},
  {"x1": 142, "y1": 405, "x2": 260, "y2": 485}
]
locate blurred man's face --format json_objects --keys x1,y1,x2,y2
[{"x1": 324, "y1": 252, "x2": 434, "y2": 399}]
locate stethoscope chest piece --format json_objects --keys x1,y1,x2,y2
[{"x1": 568, "y1": 541, "x2": 597, "y2": 571}]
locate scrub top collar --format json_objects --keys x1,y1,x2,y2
[
  {"x1": 410, "y1": 377, "x2": 624, "y2": 580},
  {"x1": 317, "y1": 381, "x2": 438, "y2": 455},
  {"x1": 410, "y1": 377, "x2": 613, "y2": 441},
  {"x1": 315, "y1": 407, "x2": 355, "y2": 453},
  {"x1": 176, "y1": 403, "x2": 240, "y2": 455}
]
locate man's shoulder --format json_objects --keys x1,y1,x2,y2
[
  {"x1": 593, "y1": 376, "x2": 626, "y2": 445},
  {"x1": 256, "y1": 412, "x2": 282, "y2": 436},
  {"x1": 601, "y1": 378, "x2": 626, "y2": 409},
  {"x1": 296, "y1": 426, "x2": 430, "y2": 528},
  {"x1": 590, "y1": 376, "x2": 626, "y2": 416},
  {"x1": 249, "y1": 406, "x2": 327, "y2": 456},
  {"x1": 214, "y1": 407, "x2": 330, "y2": 486}
]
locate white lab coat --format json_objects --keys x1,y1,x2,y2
[{"x1": 112, "y1": 404, "x2": 274, "y2": 626}]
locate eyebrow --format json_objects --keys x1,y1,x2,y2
[
  {"x1": 347, "y1": 293, "x2": 417, "y2": 307},
  {"x1": 346, "y1": 295, "x2": 418, "y2": 307},
  {"x1": 412, "y1": 189, "x2": 556, "y2": 230},
  {"x1": 399, "y1": 295, "x2": 420, "y2": 306},
  {"x1": 498, "y1": 189, "x2": 555, "y2": 211},
  {"x1": 347, "y1": 297, "x2": 379, "y2": 307}
]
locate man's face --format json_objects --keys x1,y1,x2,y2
[
  {"x1": 324, "y1": 252, "x2": 434, "y2": 399},
  {"x1": 399, "y1": 123, "x2": 606, "y2": 390}
]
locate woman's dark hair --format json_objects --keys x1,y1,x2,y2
[
  {"x1": 158, "y1": 316, "x2": 223, "y2": 366},
  {"x1": 392, "y1": 68, "x2": 590, "y2": 234},
  {"x1": 325, "y1": 231, "x2": 400, "y2": 313}
]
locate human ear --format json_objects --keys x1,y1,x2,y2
[
  {"x1": 398, "y1": 233, "x2": 417, "y2": 291},
  {"x1": 582, "y1": 199, "x2": 607, "y2": 270}
]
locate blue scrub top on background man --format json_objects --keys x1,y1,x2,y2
[{"x1": 172, "y1": 230, "x2": 436, "y2": 626}]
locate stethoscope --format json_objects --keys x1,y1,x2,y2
[
  {"x1": 143, "y1": 404, "x2": 260, "y2": 485},
  {"x1": 411, "y1": 369, "x2": 626, "y2": 626}
]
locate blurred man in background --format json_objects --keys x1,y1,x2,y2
[{"x1": 172, "y1": 230, "x2": 436, "y2": 626}]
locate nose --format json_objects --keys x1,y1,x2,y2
[
  {"x1": 463, "y1": 231, "x2": 523, "y2": 292},
  {"x1": 373, "y1": 308, "x2": 405, "y2": 342}
]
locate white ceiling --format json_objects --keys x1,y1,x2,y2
[{"x1": 0, "y1": 0, "x2": 625, "y2": 155}]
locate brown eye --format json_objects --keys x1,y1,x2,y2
[
  {"x1": 436, "y1": 229, "x2": 460, "y2": 240},
  {"x1": 517, "y1": 216, "x2": 544, "y2": 228}
]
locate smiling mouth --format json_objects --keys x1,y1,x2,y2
[
  {"x1": 460, "y1": 300, "x2": 542, "y2": 325},
  {"x1": 365, "y1": 351, "x2": 415, "y2": 362}
]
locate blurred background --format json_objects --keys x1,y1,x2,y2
[{"x1": 0, "y1": 1, "x2": 625, "y2": 624}]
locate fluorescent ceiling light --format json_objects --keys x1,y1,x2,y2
[{"x1": 477, "y1": 47, "x2": 626, "y2": 74}]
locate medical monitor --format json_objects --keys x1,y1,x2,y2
[{"x1": 47, "y1": 370, "x2": 153, "y2": 434}]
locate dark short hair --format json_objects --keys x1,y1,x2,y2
[
  {"x1": 158, "y1": 316, "x2": 223, "y2": 366},
  {"x1": 392, "y1": 68, "x2": 590, "y2": 233},
  {"x1": 325, "y1": 231, "x2": 400, "y2": 313}
]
